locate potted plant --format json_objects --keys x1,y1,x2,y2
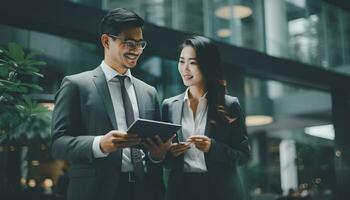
[{"x1": 0, "y1": 43, "x2": 52, "y2": 196}]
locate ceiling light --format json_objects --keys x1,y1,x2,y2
[
  {"x1": 304, "y1": 124, "x2": 334, "y2": 140},
  {"x1": 246, "y1": 115, "x2": 273, "y2": 126},
  {"x1": 217, "y1": 28, "x2": 232, "y2": 38},
  {"x1": 31, "y1": 160, "x2": 40, "y2": 166},
  {"x1": 215, "y1": 5, "x2": 252, "y2": 20}
]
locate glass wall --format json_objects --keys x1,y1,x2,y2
[
  {"x1": 245, "y1": 77, "x2": 335, "y2": 199},
  {"x1": 0, "y1": 24, "x2": 102, "y2": 94},
  {"x1": 284, "y1": 0, "x2": 350, "y2": 74},
  {"x1": 68, "y1": 0, "x2": 350, "y2": 76}
]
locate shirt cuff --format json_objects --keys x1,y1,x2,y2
[
  {"x1": 92, "y1": 136, "x2": 109, "y2": 158},
  {"x1": 148, "y1": 152, "x2": 163, "y2": 163}
]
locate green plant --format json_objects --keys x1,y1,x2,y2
[{"x1": 0, "y1": 43, "x2": 51, "y2": 145}]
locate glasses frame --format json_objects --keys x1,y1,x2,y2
[{"x1": 108, "y1": 34, "x2": 147, "y2": 50}]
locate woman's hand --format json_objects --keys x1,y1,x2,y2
[
  {"x1": 169, "y1": 142, "x2": 191, "y2": 157},
  {"x1": 187, "y1": 135, "x2": 211, "y2": 152}
]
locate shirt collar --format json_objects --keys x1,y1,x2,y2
[
  {"x1": 100, "y1": 60, "x2": 133, "y2": 83},
  {"x1": 183, "y1": 88, "x2": 208, "y2": 102}
]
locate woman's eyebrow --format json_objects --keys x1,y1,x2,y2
[{"x1": 179, "y1": 57, "x2": 197, "y2": 60}]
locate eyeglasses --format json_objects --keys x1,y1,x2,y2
[{"x1": 108, "y1": 34, "x2": 147, "y2": 50}]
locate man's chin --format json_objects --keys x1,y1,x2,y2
[{"x1": 122, "y1": 63, "x2": 137, "y2": 69}]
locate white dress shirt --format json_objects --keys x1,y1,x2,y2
[
  {"x1": 92, "y1": 60, "x2": 146, "y2": 172},
  {"x1": 182, "y1": 88, "x2": 208, "y2": 172}
]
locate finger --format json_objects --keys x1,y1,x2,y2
[
  {"x1": 174, "y1": 152, "x2": 182, "y2": 157},
  {"x1": 174, "y1": 148, "x2": 190, "y2": 156},
  {"x1": 170, "y1": 144, "x2": 184, "y2": 151},
  {"x1": 171, "y1": 142, "x2": 180, "y2": 147},
  {"x1": 118, "y1": 141, "x2": 141, "y2": 148},
  {"x1": 113, "y1": 137, "x2": 141, "y2": 141},
  {"x1": 165, "y1": 134, "x2": 177, "y2": 144},
  {"x1": 112, "y1": 138, "x2": 141, "y2": 143},
  {"x1": 195, "y1": 141, "x2": 210, "y2": 147},
  {"x1": 171, "y1": 144, "x2": 188, "y2": 151},
  {"x1": 187, "y1": 140, "x2": 201, "y2": 145},
  {"x1": 194, "y1": 144, "x2": 206, "y2": 149},
  {"x1": 154, "y1": 135, "x2": 163, "y2": 146},
  {"x1": 189, "y1": 135, "x2": 209, "y2": 141},
  {"x1": 173, "y1": 149, "x2": 186, "y2": 157},
  {"x1": 180, "y1": 142, "x2": 192, "y2": 148},
  {"x1": 172, "y1": 145, "x2": 190, "y2": 154},
  {"x1": 113, "y1": 132, "x2": 138, "y2": 138},
  {"x1": 119, "y1": 139, "x2": 141, "y2": 145},
  {"x1": 114, "y1": 139, "x2": 141, "y2": 146},
  {"x1": 146, "y1": 138, "x2": 158, "y2": 149},
  {"x1": 186, "y1": 138, "x2": 202, "y2": 143},
  {"x1": 142, "y1": 141, "x2": 152, "y2": 150},
  {"x1": 190, "y1": 138, "x2": 205, "y2": 143}
]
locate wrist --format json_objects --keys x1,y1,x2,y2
[
  {"x1": 148, "y1": 152, "x2": 163, "y2": 163},
  {"x1": 151, "y1": 152, "x2": 164, "y2": 161},
  {"x1": 99, "y1": 142, "x2": 106, "y2": 154}
]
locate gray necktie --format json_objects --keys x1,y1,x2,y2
[{"x1": 116, "y1": 75, "x2": 144, "y2": 181}]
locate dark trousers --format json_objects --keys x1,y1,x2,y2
[
  {"x1": 179, "y1": 173, "x2": 214, "y2": 200},
  {"x1": 115, "y1": 172, "x2": 161, "y2": 200}
]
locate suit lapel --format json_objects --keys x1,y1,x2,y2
[
  {"x1": 204, "y1": 118, "x2": 210, "y2": 137},
  {"x1": 132, "y1": 77, "x2": 146, "y2": 119},
  {"x1": 171, "y1": 93, "x2": 185, "y2": 141},
  {"x1": 92, "y1": 67, "x2": 118, "y2": 130}
]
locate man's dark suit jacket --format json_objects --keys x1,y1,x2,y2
[
  {"x1": 51, "y1": 66, "x2": 164, "y2": 200},
  {"x1": 162, "y1": 93, "x2": 250, "y2": 200}
]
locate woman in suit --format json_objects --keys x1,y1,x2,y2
[{"x1": 162, "y1": 36, "x2": 250, "y2": 200}]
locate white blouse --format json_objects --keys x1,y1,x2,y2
[{"x1": 181, "y1": 88, "x2": 208, "y2": 173}]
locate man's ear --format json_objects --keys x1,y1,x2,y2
[{"x1": 101, "y1": 34, "x2": 109, "y2": 49}]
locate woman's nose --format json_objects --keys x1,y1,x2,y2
[{"x1": 184, "y1": 63, "x2": 190, "y2": 71}]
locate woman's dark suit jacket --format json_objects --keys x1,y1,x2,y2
[{"x1": 162, "y1": 93, "x2": 250, "y2": 200}]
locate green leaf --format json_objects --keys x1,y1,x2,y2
[
  {"x1": 0, "y1": 79, "x2": 16, "y2": 84},
  {"x1": 0, "y1": 58, "x2": 12, "y2": 64},
  {"x1": 20, "y1": 71, "x2": 44, "y2": 78},
  {"x1": 7, "y1": 85, "x2": 28, "y2": 93},
  {"x1": 1, "y1": 48, "x2": 11, "y2": 58},
  {"x1": 25, "y1": 51, "x2": 40, "y2": 60},
  {"x1": 0, "y1": 67, "x2": 8, "y2": 77},
  {"x1": 19, "y1": 83, "x2": 43, "y2": 91},
  {"x1": 20, "y1": 66, "x2": 40, "y2": 73},
  {"x1": 8, "y1": 43, "x2": 25, "y2": 61},
  {"x1": 25, "y1": 60, "x2": 46, "y2": 66},
  {"x1": 0, "y1": 63, "x2": 16, "y2": 72}
]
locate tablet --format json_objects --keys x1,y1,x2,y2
[{"x1": 127, "y1": 118, "x2": 181, "y2": 141}]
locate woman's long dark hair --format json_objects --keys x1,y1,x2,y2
[{"x1": 179, "y1": 36, "x2": 234, "y2": 127}]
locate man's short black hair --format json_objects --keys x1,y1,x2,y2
[{"x1": 99, "y1": 8, "x2": 144, "y2": 36}]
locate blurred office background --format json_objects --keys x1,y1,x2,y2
[{"x1": 1, "y1": 0, "x2": 350, "y2": 200}]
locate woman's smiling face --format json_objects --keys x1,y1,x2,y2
[{"x1": 178, "y1": 45, "x2": 205, "y2": 87}]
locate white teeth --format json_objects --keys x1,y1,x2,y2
[{"x1": 125, "y1": 55, "x2": 137, "y2": 60}]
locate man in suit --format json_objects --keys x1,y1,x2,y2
[{"x1": 51, "y1": 8, "x2": 171, "y2": 200}]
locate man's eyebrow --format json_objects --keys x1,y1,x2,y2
[{"x1": 124, "y1": 38, "x2": 145, "y2": 42}]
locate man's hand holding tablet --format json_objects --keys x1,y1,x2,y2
[{"x1": 127, "y1": 118, "x2": 181, "y2": 161}]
